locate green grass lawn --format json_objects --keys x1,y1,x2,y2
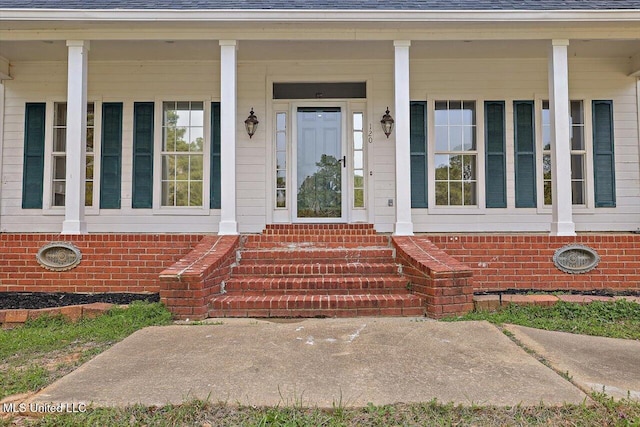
[
  {"x1": 0, "y1": 302, "x2": 172, "y2": 401},
  {"x1": 443, "y1": 298, "x2": 640, "y2": 340},
  {"x1": 2, "y1": 300, "x2": 640, "y2": 426}
]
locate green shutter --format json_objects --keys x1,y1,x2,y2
[
  {"x1": 210, "y1": 102, "x2": 221, "y2": 209},
  {"x1": 132, "y1": 102, "x2": 154, "y2": 209},
  {"x1": 592, "y1": 100, "x2": 616, "y2": 207},
  {"x1": 22, "y1": 103, "x2": 46, "y2": 209},
  {"x1": 514, "y1": 101, "x2": 537, "y2": 208},
  {"x1": 100, "y1": 103, "x2": 123, "y2": 209},
  {"x1": 485, "y1": 101, "x2": 506, "y2": 208},
  {"x1": 410, "y1": 101, "x2": 427, "y2": 208}
]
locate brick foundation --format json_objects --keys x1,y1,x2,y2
[
  {"x1": 427, "y1": 234, "x2": 640, "y2": 293},
  {"x1": 0, "y1": 234, "x2": 203, "y2": 293}
]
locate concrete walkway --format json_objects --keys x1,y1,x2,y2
[
  {"x1": 30, "y1": 318, "x2": 594, "y2": 408},
  {"x1": 505, "y1": 325, "x2": 640, "y2": 400}
]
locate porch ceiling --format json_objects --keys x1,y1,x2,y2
[{"x1": 1, "y1": 39, "x2": 639, "y2": 62}]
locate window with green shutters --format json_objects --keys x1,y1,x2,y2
[
  {"x1": 410, "y1": 101, "x2": 428, "y2": 208},
  {"x1": 22, "y1": 103, "x2": 46, "y2": 209},
  {"x1": 593, "y1": 100, "x2": 616, "y2": 207},
  {"x1": 485, "y1": 101, "x2": 506, "y2": 208},
  {"x1": 514, "y1": 101, "x2": 537, "y2": 208},
  {"x1": 132, "y1": 102, "x2": 154, "y2": 209}
]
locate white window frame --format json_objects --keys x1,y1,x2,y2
[
  {"x1": 426, "y1": 95, "x2": 486, "y2": 214},
  {"x1": 42, "y1": 98, "x2": 101, "y2": 215},
  {"x1": 152, "y1": 98, "x2": 210, "y2": 215}
]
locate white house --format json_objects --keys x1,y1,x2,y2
[{"x1": 1, "y1": 0, "x2": 639, "y2": 236}]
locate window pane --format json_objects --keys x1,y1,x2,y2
[
  {"x1": 434, "y1": 101, "x2": 448, "y2": 125},
  {"x1": 544, "y1": 181, "x2": 552, "y2": 206},
  {"x1": 543, "y1": 154, "x2": 552, "y2": 179},
  {"x1": 354, "y1": 132, "x2": 363, "y2": 150},
  {"x1": 571, "y1": 154, "x2": 584, "y2": 180},
  {"x1": 276, "y1": 190, "x2": 286, "y2": 208},
  {"x1": 276, "y1": 113, "x2": 286, "y2": 131},
  {"x1": 571, "y1": 101, "x2": 584, "y2": 125},
  {"x1": 435, "y1": 126, "x2": 448, "y2": 152},
  {"x1": 86, "y1": 128, "x2": 94, "y2": 152},
  {"x1": 353, "y1": 113, "x2": 363, "y2": 131},
  {"x1": 54, "y1": 128, "x2": 66, "y2": 152},
  {"x1": 162, "y1": 156, "x2": 175, "y2": 180},
  {"x1": 276, "y1": 170, "x2": 286, "y2": 189},
  {"x1": 86, "y1": 103, "x2": 95, "y2": 127},
  {"x1": 277, "y1": 132, "x2": 286, "y2": 151},
  {"x1": 175, "y1": 155, "x2": 189, "y2": 180},
  {"x1": 53, "y1": 182, "x2": 65, "y2": 206},
  {"x1": 354, "y1": 170, "x2": 364, "y2": 188},
  {"x1": 189, "y1": 182, "x2": 203, "y2": 207},
  {"x1": 54, "y1": 103, "x2": 67, "y2": 127},
  {"x1": 449, "y1": 126, "x2": 463, "y2": 151},
  {"x1": 190, "y1": 155, "x2": 203, "y2": 180},
  {"x1": 191, "y1": 107, "x2": 204, "y2": 127},
  {"x1": 463, "y1": 155, "x2": 476, "y2": 181},
  {"x1": 162, "y1": 181, "x2": 175, "y2": 206},
  {"x1": 449, "y1": 182, "x2": 462, "y2": 205},
  {"x1": 435, "y1": 155, "x2": 449, "y2": 180},
  {"x1": 354, "y1": 189, "x2": 364, "y2": 208},
  {"x1": 463, "y1": 126, "x2": 475, "y2": 151},
  {"x1": 435, "y1": 182, "x2": 448, "y2": 205},
  {"x1": 175, "y1": 127, "x2": 189, "y2": 151},
  {"x1": 85, "y1": 182, "x2": 93, "y2": 207},
  {"x1": 86, "y1": 156, "x2": 94, "y2": 180},
  {"x1": 464, "y1": 182, "x2": 477, "y2": 205},
  {"x1": 175, "y1": 102, "x2": 190, "y2": 126},
  {"x1": 449, "y1": 101, "x2": 462, "y2": 125},
  {"x1": 571, "y1": 126, "x2": 584, "y2": 151},
  {"x1": 462, "y1": 101, "x2": 475, "y2": 126},
  {"x1": 354, "y1": 151, "x2": 363, "y2": 170},
  {"x1": 174, "y1": 182, "x2": 188, "y2": 206},
  {"x1": 53, "y1": 156, "x2": 66, "y2": 180},
  {"x1": 572, "y1": 181, "x2": 585, "y2": 205},
  {"x1": 164, "y1": 127, "x2": 176, "y2": 151},
  {"x1": 277, "y1": 151, "x2": 286, "y2": 170},
  {"x1": 449, "y1": 155, "x2": 462, "y2": 180}
]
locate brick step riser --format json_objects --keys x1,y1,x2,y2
[
  {"x1": 224, "y1": 278, "x2": 409, "y2": 293},
  {"x1": 261, "y1": 230, "x2": 378, "y2": 236},
  {"x1": 209, "y1": 294, "x2": 422, "y2": 311},
  {"x1": 231, "y1": 264, "x2": 399, "y2": 276},
  {"x1": 225, "y1": 289, "x2": 408, "y2": 296},
  {"x1": 237, "y1": 256, "x2": 394, "y2": 265},
  {"x1": 264, "y1": 224, "x2": 375, "y2": 231},
  {"x1": 244, "y1": 236, "x2": 389, "y2": 244},
  {"x1": 238, "y1": 248, "x2": 394, "y2": 261},
  {"x1": 209, "y1": 307, "x2": 425, "y2": 318},
  {"x1": 243, "y1": 242, "x2": 389, "y2": 249}
]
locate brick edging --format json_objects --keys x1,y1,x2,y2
[{"x1": 0, "y1": 302, "x2": 114, "y2": 329}]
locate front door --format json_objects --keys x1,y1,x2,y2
[{"x1": 295, "y1": 107, "x2": 346, "y2": 221}]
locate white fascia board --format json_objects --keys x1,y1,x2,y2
[{"x1": 1, "y1": 9, "x2": 640, "y2": 23}]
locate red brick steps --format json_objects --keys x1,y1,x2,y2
[
  {"x1": 224, "y1": 276, "x2": 409, "y2": 295},
  {"x1": 208, "y1": 224, "x2": 424, "y2": 318},
  {"x1": 208, "y1": 294, "x2": 424, "y2": 318}
]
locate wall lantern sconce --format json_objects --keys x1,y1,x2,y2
[
  {"x1": 244, "y1": 108, "x2": 259, "y2": 139},
  {"x1": 380, "y1": 107, "x2": 394, "y2": 138}
]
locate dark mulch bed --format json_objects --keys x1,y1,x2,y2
[{"x1": 0, "y1": 292, "x2": 160, "y2": 310}]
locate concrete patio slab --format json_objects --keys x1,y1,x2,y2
[
  {"x1": 505, "y1": 325, "x2": 640, "y2": 400},
  {"x1": 30, "y1": 319, "x2": 586, "y2": 408}
]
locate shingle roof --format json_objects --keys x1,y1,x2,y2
[{"x1": 2, "y1": 0, "x2": 640, "y2": 10}]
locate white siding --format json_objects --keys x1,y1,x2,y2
[{"x1": 1, "y1": 55, "x2": 638, "y2": 233}]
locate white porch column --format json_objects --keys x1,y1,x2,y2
[
  {"x1": 61, "y1": 40, "x2": 89, "y2": 234},
  {"x1": 548, "y1": 39, "x2": 576, "y2": 236},
  {"x1": 218, "y1": 40, "x2": 238, "y2": 235},
  {"x1": 393, "y1": 40, "x2": 414, "y2": 236}
]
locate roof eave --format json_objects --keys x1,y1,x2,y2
[{"x1": 2, "y1": 9, "x2": 640, "y2": 23}]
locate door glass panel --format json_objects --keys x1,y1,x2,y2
[{"x1": 297, "y1": 108, "x2": 342, "y2": 218}]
